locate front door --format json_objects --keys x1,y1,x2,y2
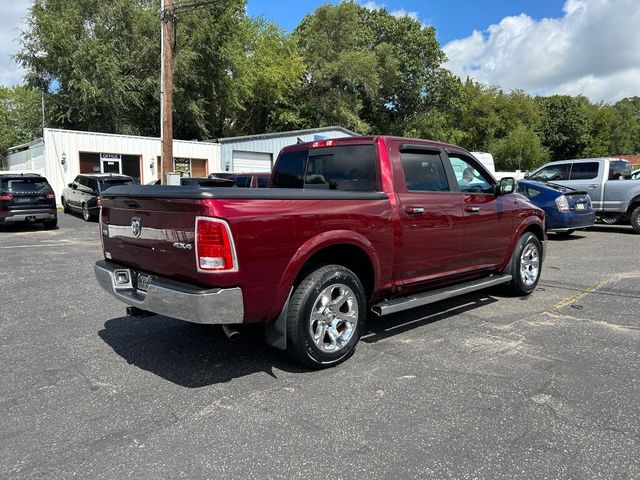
[
  {"x1": 396, "y1": 146, "x2": 465, "y2": 287},
  {"x1": 446, "y1": 151, "x2": 515, "y2": 268},
  {"x1": 101, "y1": 154, "x2": 122, "y2": 174}
]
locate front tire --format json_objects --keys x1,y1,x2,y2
[
  {"x1": 631, "y1": 206, "x2": 640, "y2": 234},
  {"x1": 286, "y1": 264, "x2": 366, "y2": 369},
  {"x1": 62, "y1": 197, "x2": 70, "y2": 214},
  {"x1": 505, "y1": 232, "x2": 542, "y2": 295}
]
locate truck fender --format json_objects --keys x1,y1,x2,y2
[
  {"x1": 499, "y1": 215, "x2": 545, "y2": 271},
  {"x1": 270, "y1": 230, "x2": 381, "y2": 323}
]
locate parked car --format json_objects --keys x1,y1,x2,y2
[
  {"x1": 62, "y1": 173, "x2": 134, "y2": 221},
  {"x1": 517, "y1": 180, "x2": 595, "y2": 237},
  {"x1": 527, "y1": 158, "x2": 640, "y2": 233},
  {"x1": 180, "y1": 176, "x2": 236, "y2": 187},
  {"x1": 0, "y1": 173, "x2": 57, "y2": 229},
  {"x1": 208, "y1": 172, "x2": 271, "y2": 188},
  {"x1": 95, "y1": 136, "x2": 546, "y2": 368}
]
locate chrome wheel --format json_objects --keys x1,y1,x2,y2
[
  {"x1": 308, "y1": 283, "x2": 359, "y2": 353},
  {"x1": 520, "y1": 243, "x2": 540, "y2": 287}
]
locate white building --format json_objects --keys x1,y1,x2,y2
[{"x1": 3, "y1": 128, "x2": 221, "y2": 199}]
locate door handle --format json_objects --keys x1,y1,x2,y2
[
  {"x1": 465, "y1": 206, "x2": 480, "y2": 213},
  {"x1": 588, "y1": 184, "x2": 598, "y2": 189},
  {"x1": 405, "y1": 207, "x2": 425, "y2": 216}
]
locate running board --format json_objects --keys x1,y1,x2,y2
[{"x1": 371, "y1": 274, "x2": 512, "y2": 316}]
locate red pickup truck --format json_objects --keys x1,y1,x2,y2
[{"x1": 95, "y1": 136, "x2": 546, "y2": 368}]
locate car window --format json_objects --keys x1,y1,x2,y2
[
  {"x1": 608, "y1": 160, "x2": 632, "y2": 180},
  {"x1": 4, "y1": 178, "x2": 52, "y2": 193},
  {"x1": 305, "y1": 145, "x2": 377, "y2": 191},
  {"x1": 99, "y1": 179, "x2": 134, "y2": 191},
  {"x1": 530, "y1": 164, "x2": 570, "y2": 181},
  {"x1": 77, "y1": 176, "x2": 89, "y2": 187},
  {"x1": 272, "y1": 149, "x2": 308, "y2": 188},
  {"x1": 517, "y1": 184, "x2": 543, "y2": 199},
  {"x1": 569, "y1": 162, "x2": 599, "y2": 180},
  {"x1": 448, "y1": 154, "x2": 494, "y2": 194},
  {"x1": 234, "y1": 176, "x2": 252, "y2": 188},
  {"x1": 401, "y1": 151, "x2": 449, "y2": 192},
  {"x1": 257, "y1": 176, "x2": 269, "y2": 188}
]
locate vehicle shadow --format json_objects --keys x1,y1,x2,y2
[
  {"x1": 0, "y1": 222, "x2": 57, "y2": 232},
  {"x1": 588, "y1": 225, "x2": 636, "y2": 235},
  {"x1": 547, "y1": 232, "x2": 586, "y2": 241},
  {"x1": 362, "y1": 292, "x2": 498, "y2": 344},
  {"x1": 98, "y1": 315, "x2": 305, "y2": 388}
]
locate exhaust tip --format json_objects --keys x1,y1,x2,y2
[{"x1": 221, "y1": 324, "x2": 241, "y2": 341}]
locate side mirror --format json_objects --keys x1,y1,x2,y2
[
  {"x1": 497, "y1": 177, "x2": 515, "y2": 195},
  {"x1": 68, "y1": 183, "x2": 74, "y2": 188}
]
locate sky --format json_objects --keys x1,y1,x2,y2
[{"x1": 1, "y1": 0, "x2": 639, "y2": 103}]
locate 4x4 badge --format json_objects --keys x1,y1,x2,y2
[{"x1": 131, "y1": 217, "x2": 142, "y2": 238}]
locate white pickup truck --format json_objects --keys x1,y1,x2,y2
[{"x1": 527, "y1": 157, "x2": 640, "y2": 233}]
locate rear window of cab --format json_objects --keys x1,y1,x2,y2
[
  {"x1": 1, "y1": 177, "x2": 52, "y2": 193},
  {"x1": 272, "y1": 144, "x2": 378, "y2": 191}
]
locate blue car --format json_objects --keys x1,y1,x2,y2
[{"x1": 517, "y1": 180, "x2": 596, "y2": 237}]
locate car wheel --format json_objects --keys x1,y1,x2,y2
[
  {"x1": 82, "y1": 203, "x2": 92, "y2": 222},
  {"x1": 505, "y1": 232, "x2": 543, "y2": 296},
  {"x1": 631, "y1": 206, "x2": 640, "y2": 234},
  {"x1": 286, "y1": 264, "x2": 366, "y2": 369},
  {"x1": 62, "y1": 197, "x2": 70, "y2": 214},
  {"x1": 43, "y1": 218, "x2": 58, "y2": 230}
]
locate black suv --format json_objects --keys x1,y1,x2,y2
[
  {"x1": 0, "y1": 173, "x2": 57, "y2": 229},
  {"x1": 62, "y1": 173, "x2": 134, "y2": 221}
]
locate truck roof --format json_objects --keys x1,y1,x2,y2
[
  {"x1": 281, "y1": 135, "x2": 470, "y2": 153},
  {"x1": 545, "y1": 157, "x2": 629, "y2": 164}
]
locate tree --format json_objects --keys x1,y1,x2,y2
[
  {"x1": 294, "y1": 2, "x2": 448, "y2": 134},
  {"x1": 610, "y1": 97, "x2": 640, "y2": 155},
  {"x1": 0, "y1": 86, "x2": 42, "y2": 158},
  {"x1": 536, "y1": 95, "x2": 590, "y2": 160},
  {"x1": 489, "y1": 125, "x2": 549, "y2": 171}
]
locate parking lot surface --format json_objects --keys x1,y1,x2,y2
[{"x1": 1, "y1": 214, "x2": 639, "y2": 479}]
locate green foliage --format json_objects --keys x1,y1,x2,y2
[
  {"x1": 489, "y1": 125, "x2": 549, "y2": 171},
  {"x1": 536, "y1": 95, "x2": 591, "y2": 160},
  {"x1": 610, "y1": 97, "x2": 640, "y2": 155},
  {"x1": 0, "y1": 86, "x2": 42, "y2": 158}
]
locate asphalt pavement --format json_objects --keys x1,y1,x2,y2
[{"x1": 1, "y1": 213, "x2": 639, "y2": 479}]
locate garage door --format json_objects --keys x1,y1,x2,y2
[{"x1": 232, "y1": 151, "x2": 273, "y2": 173}]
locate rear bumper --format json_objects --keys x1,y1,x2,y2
[
  {"x1": 0, "y1": 209, "x2": 56, "y2": 223},
  {"x1": 94, "y1": 260, "x2": 244, "y2": 324}
]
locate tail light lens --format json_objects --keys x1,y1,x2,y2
[
  {"x1": 96, "y1": 196, "x2": 102, "y2": 206},
  {"x1": 195, "y1": 217, "x2": 237, "y2": 272},
  {"x1": 555, "y1": 195, "x2": 570, "y2": 213},
  {"x1": 46, "y1": 194, "x2": 55, "y2": 199},
  {"x1": 0, "y1": 195, "x2": 12, "y2": 201},
  {"x1": 311, "y1": 139, "x2": 336, "y2": 148}
]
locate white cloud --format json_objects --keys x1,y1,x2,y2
[
  {"x1": 361, "y1": 1, "x2": 420, "y2": 22},
  {"x1": 0, "y1": 0, "x2": 30, "y2": 87},
  {"x1": 443, "y1": 0, "x2": 640, "y2": 103}
]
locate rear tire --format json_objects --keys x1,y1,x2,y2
[
  {"x1": 62, "y1": 197, "x2": 70, "y2": 214},
  {"x1": 286, "y1": 264, "x2": 366, "y2": 369},
  {"x1": 505, "y1": 232, "x2": 542, "y2": 295},
  {"x1": 631, "y1": 206, "x2": 640, "y2": 234},
  {"x1": 43, "y1": 218, "x2": 58, "y2": 229},
  {"x1": 82, "y1": 203, "x2": 92, "y2": 222}
]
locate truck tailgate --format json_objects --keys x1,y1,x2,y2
[{"x1": 101, "y1": 195, "x2": 208, "y2": 283}]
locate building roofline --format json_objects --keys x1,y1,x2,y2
[
  {"x1": 5, "y1": 137, "x2": 44, "y2": 154},
  {"x1": 215, "y1": 126, "x2": 359, "y2": 143},
  {"x1": 40, "y1": 128, "x2": 219, "y2": 146}
]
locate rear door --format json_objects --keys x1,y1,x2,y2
[
  {"x1": 563, "y1": 161, "x2": 603, "y2": 208},
  {"x1": 445, "y1": 151, "x2": 515, "y2": 269},
  {"x1": 395, "y1": 144, "x2": 466, "y2": 285}
]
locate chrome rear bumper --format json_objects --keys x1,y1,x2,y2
[{"x1": 94, "y1": 260, "x2": 244, "y2": 324}]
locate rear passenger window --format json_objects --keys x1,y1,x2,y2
[
  {"x1": 570, "y1": 162, "x2": 599, "y2": 180},
  {"x1": 608, "y1": 160, "x2": 632, "y2": 180},
  {"x1": 530, "y1": 164, "x2": 570, "y2": 181},
  {"x1": 518, "y1": 184, "x2": 543, "y2": 199},
  {"x1": 305, "y1": 145, "x2": 377, "y2": 191},
  {"x1": 272, "y1": 149, "x2": 308, "y2": 188},
  {"x1": 401, "y1": 151, "x2": 449, "y2": 192},
  {"x1": 234, "y1": 176, "x2": 252, "y2": 188}
]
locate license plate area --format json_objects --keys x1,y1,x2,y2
[
  {"x1": 576, "y1": 203, "x2": 585, "y2": 211},
  {"x1": 133, "y1": 272, "x2": 153, "y2": 292}
]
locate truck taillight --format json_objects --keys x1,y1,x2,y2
[
  {"x1": 96, "y1": 196, "x2": 102, "y2": 206},
  {"x1": 195, "y1": 217, "x2": 237, "y2": 272},
  {"x1": 0, "y1": 195, "x2": 12, "y2": 201},
  {"x1": 311, "y1": 139, "x2": 336, "y2": 148},
  {"x1": 555, "y1": 195, "x2": 570, "y2": 213}
]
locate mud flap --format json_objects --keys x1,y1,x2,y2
[{"x1": 265, "y1": 288, "x2": 292, "y2": 351}]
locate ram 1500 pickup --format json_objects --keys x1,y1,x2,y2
[
  {"x1": 95, "y1": 136, "x2": 547, "y2": 368},
  {"x1": 528, "y1": 157, "x2": 640, "y2": 232}
]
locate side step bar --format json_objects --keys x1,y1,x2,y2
[{"x1": 371, "y1": 274, "x2": 512, "y2": 316}]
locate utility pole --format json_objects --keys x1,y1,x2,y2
[
  {"x1": 160, "y1": 0, "x2": 175, "y2": 185},
  {"x1": 41, "y1": 91, "x2": 45, "y2": 134}
]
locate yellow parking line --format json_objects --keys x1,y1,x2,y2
[{"x1": 552, "y1": 279, "x2": 613, "y2": 310}]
